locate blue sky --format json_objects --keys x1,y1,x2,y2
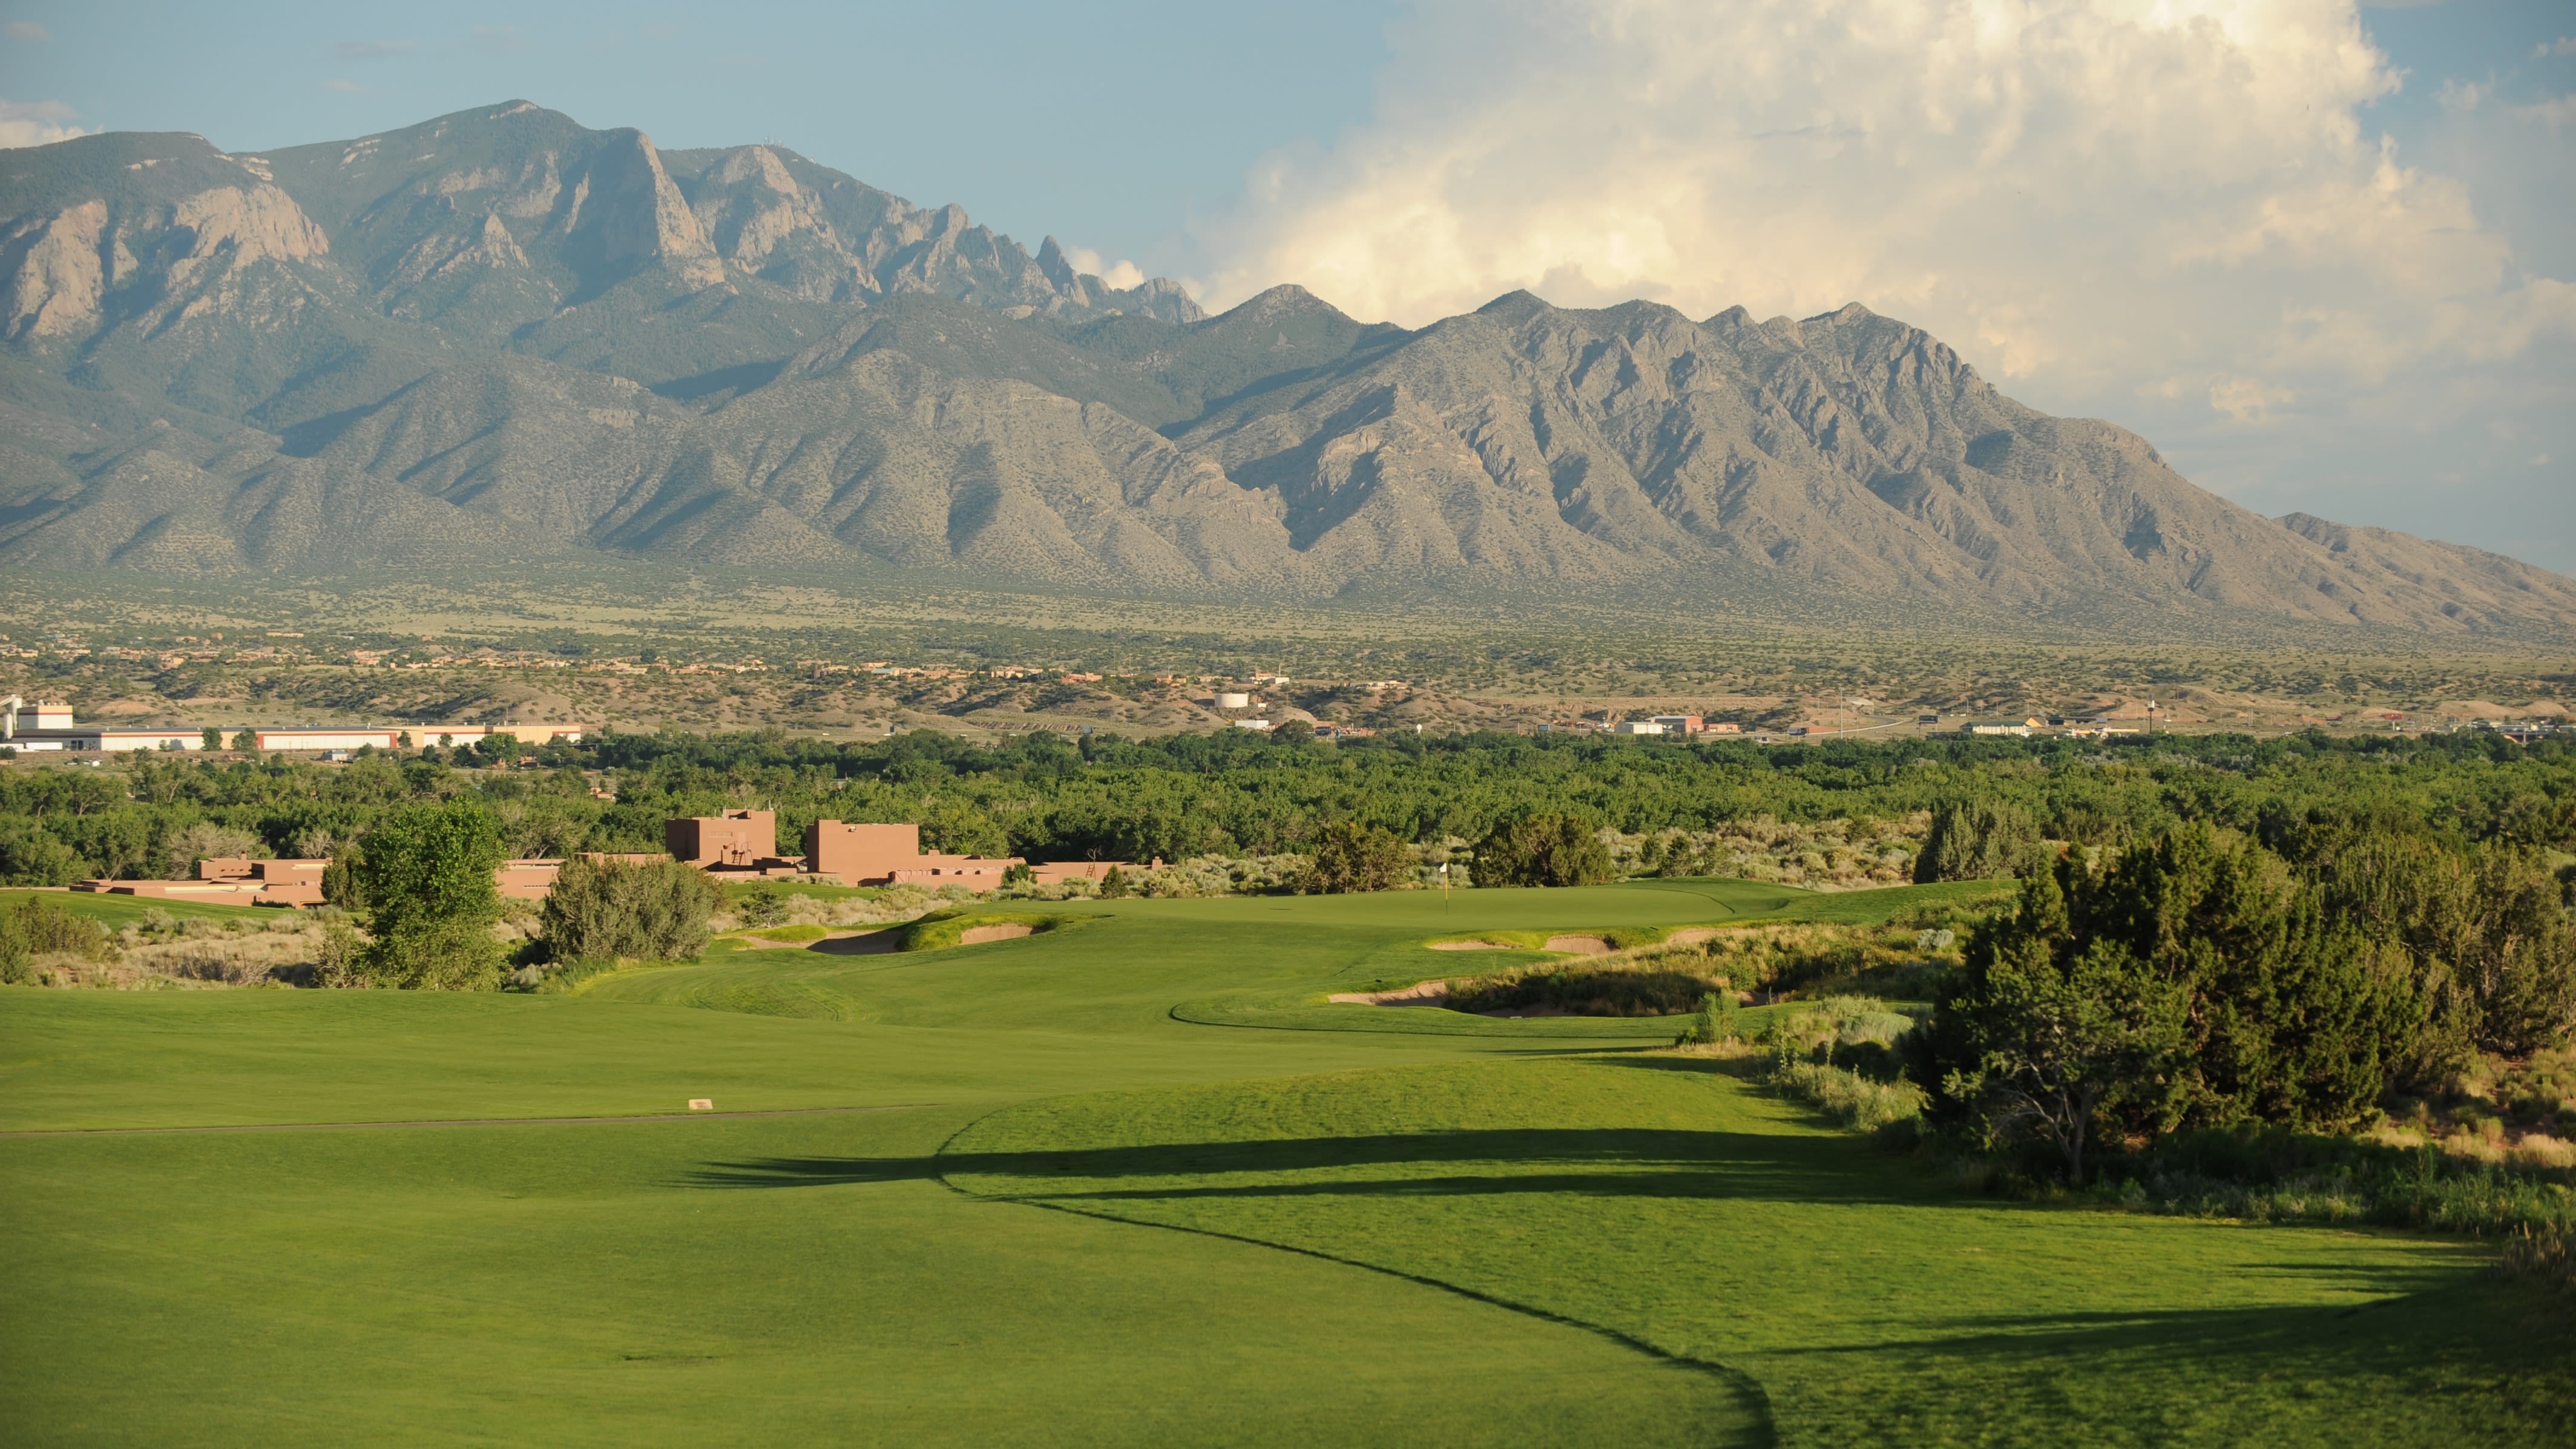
[{"x1": 2, "y1": 1, "x2": 2570, "y2": 573}]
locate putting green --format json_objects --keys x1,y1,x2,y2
[{"x1": 3, "y1": 880, "x2": 2564, "y2": 1446}]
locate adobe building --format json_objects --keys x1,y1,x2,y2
[
  {"x1": 76, "y1": 858, "x2": 326, "y2": 907},
  {"x1": 803, "y1": 820, "x2": 1022, "y2": 891},
  {"x1": 668, "y1": 810, "x2": 777, "y2": 868}
]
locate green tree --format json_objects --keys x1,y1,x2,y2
[
  {"x1": 321, "y1": 841, "x2": 366, "y2": 913},
  {"x1": 199, "y1": 726, "x2": 223, "y2": 752},
  {"x1": 1098, "y1": 866, "x2": 1131, "y2": 898},
  {"x1": 1310, "y1": 821, "x2": 1411, "y2": 893},
  {"x1": 1922, "y1": 869, "x2": 2189, "y2": 1181},
  {"x1": 1913, "y1": 800, "x2": 2040, "y2": 883},
  {"x1": 355, "y1": 800, "x2": 507, "y2": 990},
  {"x1": 542, "y1": 856, "x2": 719, "y2": 965},
  {"x1": 1473, "y1": 813, "x2": 1612, "y2": 888}
]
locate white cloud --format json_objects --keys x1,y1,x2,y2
[
  {"x1": 2539, "y1": 38, "x2": 2576, "y2": 59},
  {"x1": 0, "y1": 99, "x2": 87, "y2": 149},
  {"x1": 324, "y1": 79, "x2": 365, "y2": 94},
  {"x1": 2518, "y1": 94, "x2": 2576, "y2": 131},
  {"x1": 2209, "y1": 375, "x2": 2297, "y2": 422},
  {"x1": 1065, "y1": 245, "x2": 1147, "y2": 292},
  {"x1": 1191, "y1": 0, "x2": 2570, "y2": 398},
  {"x1": 5, "y1": 21, "x2": 50, "y2": 41},
  {"x1": 1178, "y1": 0, "x2": 2576, "y2": 571}
]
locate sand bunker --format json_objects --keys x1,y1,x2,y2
[
  {"x1": 959, "y1": 924, "x2": 1035, "y2": 945},
  {"x1": 1543, "y1": 935, "x2": 1612, "y2": 954},
  {"x1": 1428, "y1": 939, "x2": 1509, "y2": 951},
  {"x1": 806, "y1": 930, "x2": 901, "y2": 956},
  {"x1": 1328, "y1": 980, "x2": 1451, "y2": 1007}
]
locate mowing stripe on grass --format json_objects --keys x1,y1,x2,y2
[{"x1": 0, "y1": 1104, "x2": 935, "y2": 1137}]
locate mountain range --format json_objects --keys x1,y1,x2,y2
[{"x1": 4, "y1": 100, "x2": 2571, "y2": 640}]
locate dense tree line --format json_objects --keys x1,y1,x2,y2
[
  {"x1": 1, "y1": 728, "x2": 2569, "y2": 891},
  {"x1": 1918, "y1": 815, "x2": 2576, "y2": 1179}
]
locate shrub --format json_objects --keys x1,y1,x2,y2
[
  {"x1": 15, "y1": 896, "x2": 111, "y2": 961},
  {"x1": 2500, "y1": 1226, "x2": 2575, "y2": 1296},
  {"x1": 1310, "y1": 821, "x2": 1412, "y2": 894},
  {"x1": 1774, "y1": 1060, "x2": 1929, "y2": 1132},
  {"x1": 542, "y1": 856, "x2": 720, "y2": 965},
  {"x1": 1674, "y1": 991, "x2": 1736, "y2": 1046},
  {"x1": 735, "y1": 883, "x2": 789, "y2": 927},
  {"x1": 1473, "y1": 813, "x2": 1612, "y2": 888},
  {"x1": 314, "y1": 916, "x2": 369, "y2": 988},
  {"x1": 1099, "y1": 866, "x2": 1131, "y2": 898},
  {"x1": 0, "y1": 910, "x2": 30, "y2": 985}
]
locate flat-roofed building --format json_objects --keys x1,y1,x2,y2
[
  {"x1": 804, "y1": 820, "x2": 1021, "y2": 891},
  {"x1": 1612, "y1": 720, "x2": 1667, "y2": 735},
  {"x1": 1651, "y1": 714, "x2": 1703, "y2": 735},
  {"x1": 1962, "y1": 718, "x2": 2039, "y2": 737},
  {"x1": 77, "y1": 857, "x2": 326, "y2": 907},
  {"x1": 256, "y1": 728, "x2": 403, "y2": 752},
  {"x1": 669, "y1": 810, "x2": 778, "y2": 869}
]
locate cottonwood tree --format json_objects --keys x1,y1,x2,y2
[{"x1": 355, "y1": 800, "x2": 507, "y2": 990}]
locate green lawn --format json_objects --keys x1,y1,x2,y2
[{"x1": 3, "y1": 879, "x2": 2566, "y2": 1445}]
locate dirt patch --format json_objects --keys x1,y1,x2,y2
[
  {"x1": 1666, "y1": 927, "x2": 1720, "y2": 947},
  {"x1": 1543, "y1": 935, "x2": 1612, "y2": 954},
  {"x1": 1328, "y1": 980, "x2": 1451, "y2": 1007},
  {"x1": 1428, "y1": 939, "x2": 1509, "y2": 951},
  {"x1": 806, "y1": 930, "x2": 902, "y2": 956},
  {"x1": 959, "y1": 924, "x2": 1035, "y2": 945}
]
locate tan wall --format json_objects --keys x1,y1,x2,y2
[
  {"x1": 804, "y1": 820, "x2": 923, "y2": 882},
  {"x1": 668, "y1": 810, "x2": 775, "y2": 866}
]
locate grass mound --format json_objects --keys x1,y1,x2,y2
[{"x1": 896, "y1": 909, "x2": 1085, "y2": 952}]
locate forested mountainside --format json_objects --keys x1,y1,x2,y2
[{"x1": 4, "y1": 102, "x2": 2571, "y2": 638}]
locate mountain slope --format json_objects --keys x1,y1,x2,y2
[{"x1": 1, "y1": 105, "x2": 2569, "y2": 640}]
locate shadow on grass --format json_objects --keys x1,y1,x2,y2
[
  {"x1": 692, "y1": 1125, "x2": 1899, "y2": 1206},
  {"x1": 1758, "y1": 1278, "x2": 2574, "y2": 1441}
]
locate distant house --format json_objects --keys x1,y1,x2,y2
[
  {"x1": 1650, "y1": 714, "x2": 1703, "y2": 735},
  {"x1": 668, "y1": 810, "x2": 784, "y2": 870},
  {"x1": 1962, "y1": 719, "x2": 2039, "y2": 737},
  {"x1": 1612, "y1": 720, "x2": 1666, "y2": 736},
  {"x1": 76, "y1": 858, "x2": 326, "y2": 907},
  {"x1": 804, "y1": 820, "x2": 1020, "y2": 891},
  {"x1": 1700, "y1": 721, "x2": 1741, "y2": 734}
]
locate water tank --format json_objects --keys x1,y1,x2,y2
[{"x1": 1216, "y1": 691, "x2": 1251, "y2": 710}]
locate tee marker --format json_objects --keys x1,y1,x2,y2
[{"x1": 687, "y1": 1099, "x2": 714, "y2": 1112}]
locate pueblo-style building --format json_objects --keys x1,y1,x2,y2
[
  {"x1": 74, "y1": 858, "x2": 326, "y2": 907},
  {"x1": 803, "y1": 820, "x2": 1022, "y2": 890},
  {"x1": 666, "y1": 810, "x2": 797, "y2": 873}
]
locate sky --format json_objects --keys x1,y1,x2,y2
[{"x1": 2, "y1": 0, "x2": 2570, "y2": 573}]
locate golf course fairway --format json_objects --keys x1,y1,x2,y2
[{"x1": 4, "y1": 880, "x2": 2569, "y2": 1445}]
